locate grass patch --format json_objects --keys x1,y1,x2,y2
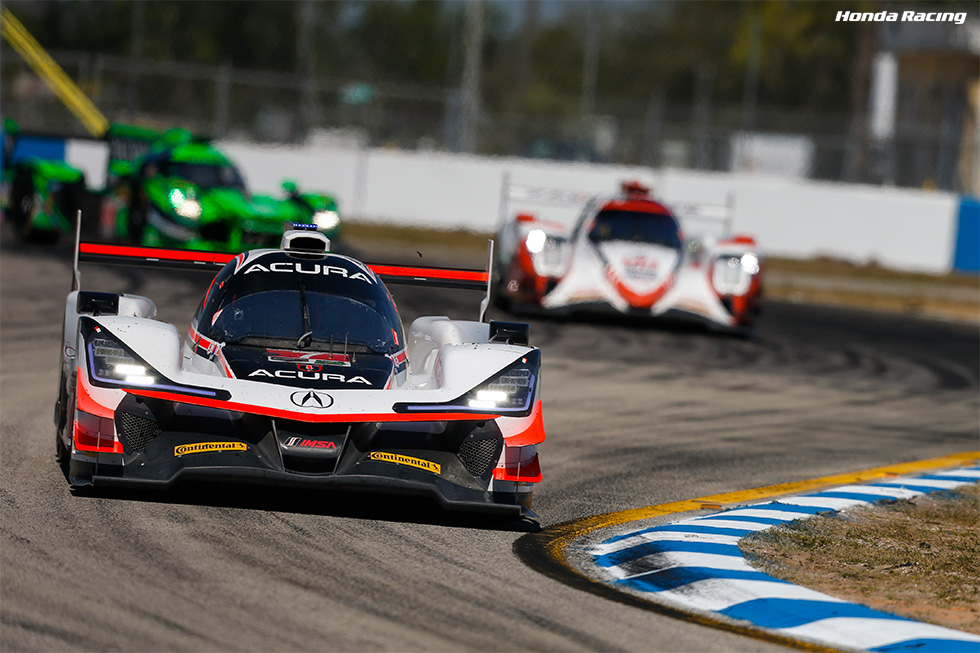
[
  {"x1": 765, "y1": 256, "x2": 980, "y2": 290},
  {"x1": 740, "y1": 484, "x2": 980, "y2": 633},
  {"x1": 763, "y1": 286, "x2": 979, "y2": 322}
]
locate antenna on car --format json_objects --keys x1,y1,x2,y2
[{"x1": 479, "y1": 239, "x2": 494, "y2": 322}]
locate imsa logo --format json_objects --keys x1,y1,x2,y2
[
  {"x1": 175, "y1": 441, "x2": 247, "y2": 456},
  {"x1": 368, "y1": 452, "x2": 441, "y2": 475}
]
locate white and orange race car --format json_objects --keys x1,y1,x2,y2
[
  {"x1": 493, "y1": 181, "x2": 762, "y2": 332},
  {"x1": 55, "y1": 225, "x2": 544, "y2": 516}
]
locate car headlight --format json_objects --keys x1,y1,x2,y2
[
  {"x1": 465, "y1": 364, "x2": 534, "y2": 411},
  {"x1": 712, "y1": 254, "x2": 758, "y2": 295},
  {"x1": 313, "y1": 210, "x2": 340, "y2": 231},
  {"x1": 393, "y1": 350, "x2": 540, "y2": 417},
  {"x1": 525, "y1": 229, "x2": 546, "y2": 254},
  {"x1": 89, "y1": 333, "x2": 157, "y2": 385},
  {"x1": 525, "y1": 230, "x2": 567, "y2": 277},
  {"x1": 80, "y1": 317, "x2": 227, "y2": 398},
  {"x1": 170, "y1": 188, "x2": 202, "y2": 220}
]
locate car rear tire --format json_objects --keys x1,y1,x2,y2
[
  {"x1": 54, "y1": 371, "x2": 71, "y2": 466},
  {"x1": 55, "y1": 425, "x2": 70, "y2": 467},
  {"x1": 128, "y1": 190, "x2": 147, "y2": 244}
]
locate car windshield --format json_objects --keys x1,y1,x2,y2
[
  {"x1": 169, "y1": 162, "x2": 246, "y2": 190},
  {"x1": 588, "y1": 210, "x2": 682, "y2": 249},
  {"x1": 199, "y1": 254, "x2": 404, "y2": 354},
  {"x1": 212, "y1": 291, "x2": 395, "y2": 352}
]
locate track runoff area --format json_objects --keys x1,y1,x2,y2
[{"x1": 516, "y1": 452, "x2": 980, "y2": 653}]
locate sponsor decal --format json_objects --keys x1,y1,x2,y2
[
  {"x1": 248, "y1": 369, "x2": 371, "y2": 384},
  {"x1": 175, "y1": 441, "x2": 247, "y2": 456},
  {"x1": 266, "y1": 349, "x2": 351, "y2": 368},
  {"x1": 368, "y1": 451, "x2": 441, "y2": 475},
  {"x1": 283, "y1": 437, "x2": 338, "y2": 450},
  {"x1": 242, "y1": 261, "x2": 373, "y2": 283},
  {"x1": 835, "y1": 10, "x2": 967, "y2": 24},
  {"x1": 621, "y1": 255, "x2": 660, "y2": 280},
  {"x1": 289, "y1": 390, "x2": 334, "y2": 409}
]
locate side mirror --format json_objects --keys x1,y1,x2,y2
[{"x1": 281, "y1": 180, "x2": 298, "y2": 196}]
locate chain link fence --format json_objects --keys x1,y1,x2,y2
[{"x1": 2, "y1": 46, "x2": 976, "y2": 194}]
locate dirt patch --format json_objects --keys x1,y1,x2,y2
[{"x1": 740, "y1": 484, "x2": 980, "y2": 634}]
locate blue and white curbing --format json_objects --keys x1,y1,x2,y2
[{"x1": 588, "y1": 467, "x2": 980, "y2": 652}]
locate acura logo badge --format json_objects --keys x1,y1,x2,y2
[{"x1": 290, "y1": 390, "x2": 333, "y2": 409}]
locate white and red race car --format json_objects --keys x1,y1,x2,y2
[
  {"x1": 55, "y1": 225, "x2": 544, "y2": 516},
  {"x1": 494, "y1": 181, "x2": 762, "y2": 331}
]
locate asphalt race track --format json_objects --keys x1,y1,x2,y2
[{"x1": 2, "y1": 235, "x2": 977, "y2": 652}]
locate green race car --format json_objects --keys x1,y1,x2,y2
[
  {"x1": 1, "y1": 120, "x2": 341, "y2": 251},
  {"x1": 1, "y1": 119, "x2": 91, "y2": 242},
  {"x1": 108, "y1": 128, "x2": 341, "y2": 251}
]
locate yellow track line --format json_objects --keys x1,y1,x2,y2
[
  {"x1": 515, "y1": 451, "x2": 979, "y2": 653},
  {"x1": 552, "y1": 451, "x2": 979, "y2": 552}
]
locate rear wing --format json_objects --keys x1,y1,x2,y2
[
  {"x1": 497, "y1": 171, "x2": 593, "y2": 228},
  {"x1": 75, "y1": 238, "x2": 495, "y2": 323},
  {"x1": 76, "y1": 242, "x2": 489, "y2": 290},
  {"x1": 498, "y1": 171, "x2": 735, "y2": 237}
]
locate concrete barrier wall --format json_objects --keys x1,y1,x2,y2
[{"x1": 59, "y1": 137, "x2": 968, "y2": 274}]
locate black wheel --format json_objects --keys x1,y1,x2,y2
[
  {"x1": 55, "y1": 424, "x2": 70, "y2": 467},
  {"x1": 8, "y1": 169, "x2": 35, "y2": 231},
  {"x1": 127, "y1": 188, "x2": 147, "y2": 244},
  {"x1": 54, "y1": 371, "x2": 71, "y2": 466}
]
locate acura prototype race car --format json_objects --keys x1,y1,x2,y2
[
  {"x1": 494, "y1": 181, "x2": 763, "y2": 331},
  {"x1": 56, "y1": 225, "x2": 544, "y2": 515}
]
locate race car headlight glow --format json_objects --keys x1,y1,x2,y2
[
  {"x1": 393, "y1": 350, "x2": 540, "y2": 417},
  {"x1": 313, "y1": 210, "x2": 340, "y2": 231},
  {"x1": 740, "y1": 253, "x2": 760, "y2": 275},
  {"x1": 526, "y1": 231, "x2": 568, "y2": 277},
  {"x1": 525, "y1": 229, "x2": 547, "y2": 254},
  {"x1": 90, "y1": 335, "x2": 158, "y2": 386},
  {"x1": 712, "y1": 254, "x2": 757, "y2": 295},
  {"x1": 170, "y1": 188, "x2": 202, "y2": 220},
  {"x1": 80, "y1": 317, "x2": 226, "y2": 398},
  {"x1": 466, "y1": 366, "x2": 534, "y2": 410}
]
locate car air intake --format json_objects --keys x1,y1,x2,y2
[
  {"x1": 118, "y1": 412, "x2": 161, "y2": 452},
  {"x1": 457, "y1": 437, "x2": 500, "y2": 476}
]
